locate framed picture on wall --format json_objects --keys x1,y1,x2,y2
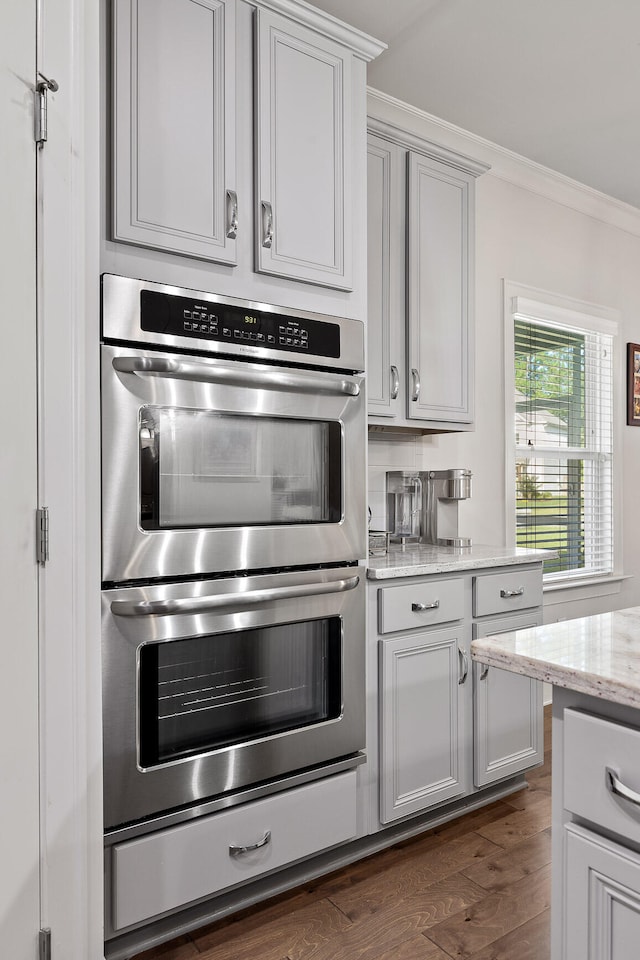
[{"x1": 627, "y1": 343, "x2": 640, "y2": 425}]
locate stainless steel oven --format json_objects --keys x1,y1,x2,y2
[
  {"x1": 102, "y1": 565, "x2": 365, "y2": 830},
  {"x1": 101, "y1": 274, "x2": 366, "y2": 584},
  {"x1": 100, "y1": 276, "x2": 368, "y2": 833}
]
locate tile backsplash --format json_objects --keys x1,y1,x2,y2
[{"x1": 367, "y1": 435, "x2": 420, "y2": 530}]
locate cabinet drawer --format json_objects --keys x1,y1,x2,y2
[
  {"x1": 378, "y1": 578, "x2": 464, "y2": 634},
  {"x1": 473, "y1": 568, "x2": 542, "y2": 617},
  {"x1": 111, "y1": 770, "x2": 357, "y2": 931},
  {"x1": 564, "y1": 710, "x2": 640, "y2": 845}
]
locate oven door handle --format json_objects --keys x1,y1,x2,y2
[
  {"x1": 112, "y1": 356, "x2": 361, "y2": 397},
  {"x1": 110, "y1": 575, "x2": 361, "y2": 618}
]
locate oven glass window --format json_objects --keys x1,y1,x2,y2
[
  {"x1": 140, "y1": 407, "x2": 342, "y2": 529},
  {"x1": 138, "y1": 618, "x2": 342, "y2": 767}
]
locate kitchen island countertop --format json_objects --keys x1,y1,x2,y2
[
  {"x1": 471, "y1": 606, "x2": 640, "y2": 709},
  {"x1": 367, "y1": 543, "x2": 553, "y2": 579}
]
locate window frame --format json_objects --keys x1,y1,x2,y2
[{"x1": 503, "y1": 281, "x2": 622, "y2": 589}]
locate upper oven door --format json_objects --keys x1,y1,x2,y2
[{"x1": 101, "y1": 344, "x2": 366, "y2": 583}]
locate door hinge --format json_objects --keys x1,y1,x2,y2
[
  {"x1": 36, "y1": 507, "x2": 49, "y2": 565},
  {"x1": 34, "y1": 74, "x2": 59, "y2": 146},
  {"x1": 39, "y1": 928, "x2": 51, "y2": 960}
]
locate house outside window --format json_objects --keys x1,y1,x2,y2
[{"x1": 505, "y1": 284, "x2": 620, "y2": 585}]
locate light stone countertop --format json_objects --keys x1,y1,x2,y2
[
  {"x1": 366, "y1": 543, "x2": 554, "y2": 580},
  {"x1": 471, "y1": 608, "x2": 640, "y2": 709}
]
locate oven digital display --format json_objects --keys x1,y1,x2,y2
[{"x1": 139, "y1": 290, "x2": 341, "y2": 358}]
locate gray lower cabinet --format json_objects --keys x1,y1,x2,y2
[
  {"x1": 366, "y1": 124, "x2": 489, "y2": 432},
  {"x1": 379, "y1": 625, "x2": 469, "y2": 823},
  {"x1": 553, "y1": 693, "x2": 640, "y2": 959},
  {"x1": 473, "y1": 613, "x2": 544, "y2": 787},
  {"x1": 112, "y1": 0, "x2": 381, "y2": 289},
  {"x1": 565, "y1": 824, "x2": 640, "y2": 960},
  {"x1": 372, "y1": 563, "x2": 544, "y2": 828}
]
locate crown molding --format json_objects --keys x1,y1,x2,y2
[
  {"x1": 254, "y1": 0, "x2": 386, "y2": 61},
  {"x1": 368, "y1": 116, "x2": 490, "y2": 179},
  {"x1": 368, "y1": 87, "x2": 640, "y2": 239}
]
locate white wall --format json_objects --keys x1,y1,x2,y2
[{"x1": 368, "y1": 89, "x2": 640, "y2": 624}]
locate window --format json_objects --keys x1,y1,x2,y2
[{"x1": 508, "y1": 289, "x2": 618, "y2": 583}]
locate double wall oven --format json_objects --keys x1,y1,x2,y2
[{"x1": 101, "y1": 275, "x2": 367, "y2": 833}]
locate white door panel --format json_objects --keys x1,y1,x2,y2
[{"x1": 0, "y1": 2, "x2": 40, "y2": 957}]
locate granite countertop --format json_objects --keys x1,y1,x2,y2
[
  {"x1": 366, "y1": 543, "x2": 554, "y2": 580},
  {"x1": 471, "y1": 608, "x2": 640, "y2": 709}
]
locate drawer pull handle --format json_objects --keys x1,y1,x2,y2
[
  {"x1": 390, "y1": 364, "x2": 400, "y2": 400},
  {"x1": 410, "y1": 368, "x2": 421, "y2": 402},
  {"x1": 458, "y1": 647, "x2": 469, "y2": 685},
  {"x1": 606, "y1": 768, "x2": 640, "y2": 808},
  {"x1": 229, "y1": 830, "x2": 272, "y2": 857},
  {"x1": 412, "y1": 600, "x2": 440, "y2": 612},
  {"x1": 500, "y1": 587, "x2": 525, "y2": 598}
]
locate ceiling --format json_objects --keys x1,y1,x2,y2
[{"x1": 312, "y1": 0, "x2": 640, "y2": 209}]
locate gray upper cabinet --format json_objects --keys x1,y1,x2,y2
[
  {"x1": 112, "y1": 0, "x2": 383, "y2": 293},
  {"x1": 113, "y1": 0, "x2": 237, "y2": 264},
  {"x1": 407, "y1": 153, "x2": 473, "y2": 424},
  {"x1": 366, "y1": 135, "x2": 404, "y2": 417},
  {"x1": 366, "y1": 124, "x2": 489, "y2": 431},
  {"x1": 255, "y1": 9, "x2": 352, "y2": 289}
]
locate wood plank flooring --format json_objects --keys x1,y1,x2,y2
[{"x1": 133, "y1": 707, "x2": 552, "y2": 960}]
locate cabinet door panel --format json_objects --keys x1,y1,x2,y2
[
  {"x1": 255, "y1": 10, "x2": 352, "y2": 289},
  {"x1": 379, "y1": 627, "x2": 468, "y2": 823},
  {"x1": 113, "y1": 0, "x2": 236, "y2": 263},
  {"x1": 566, "y1": 824, "x2": 640, "y2": 960},
  {"x1": 407, "y1": 152, "x2": 473, "y2": 424},
  {"x1": 367, "y1": 136, "x2": 404, "y2": 417},
  {"x1": 473, "y1": 613, "x2": 543, "y2": 786}
]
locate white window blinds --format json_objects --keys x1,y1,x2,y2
[{"x1": 514, "y1": 310, "x2": 614, "y2": 581}]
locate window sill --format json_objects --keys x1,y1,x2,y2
[{"x1": 543, "y1": 573, "x2": 631, "y2": 606}]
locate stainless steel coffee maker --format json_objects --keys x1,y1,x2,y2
[
  {"x1": 386, "y1": 471, "x2": 422, "y2": 544},
  {"x1": 422, "y1": 468, "x2": 472, "y2": 547}
]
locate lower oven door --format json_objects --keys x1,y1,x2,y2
[{"x1": 102, "y1": 566, "x2": 365, "y2": 830}]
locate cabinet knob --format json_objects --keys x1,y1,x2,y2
[
  {"x1": 411, "y1": 368, "x2": 421, "y2": 402},
  {"x1": 261, "y1": 201, "x2": 274, "y2": 249}
]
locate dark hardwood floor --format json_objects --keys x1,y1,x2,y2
[{"x1": 134, "y1": 707, "x2": 552, "y2": 960}]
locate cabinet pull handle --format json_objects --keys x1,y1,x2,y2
[
  {"x1": 458, "y1": 647, "x2": 469, "y2": 685},
  {"x1": 500, "y1": 586, "x2": 525, "y2": 598},
  {"x1": 261, "y1": 201, "x2": 274, "y2": 248},
  {"x1": 606, "y1": 768, "x2": 640, "y2": 808},
  {"x1": 480, "y1": 664, "x2": 490, "y2": 681},
  {"x1": 412, "y1": 600, "x2": 439, "y2": 612},
  {"x1": 411, "y1": 368, "x2": 421, "y2": 402},
  {"x1": 390, "y1": 365, "x2": 399, "y2": 400},
  {"x1": 226, "y1": 189, "x2": 238, "y2": 239},
  {"x1": 229, "y1": 830, "x2": 272, "y2": 857}
]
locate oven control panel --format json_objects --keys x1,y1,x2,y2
[{"x1": 140, "y1": 290, "x2": 340, "y2": 359}]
